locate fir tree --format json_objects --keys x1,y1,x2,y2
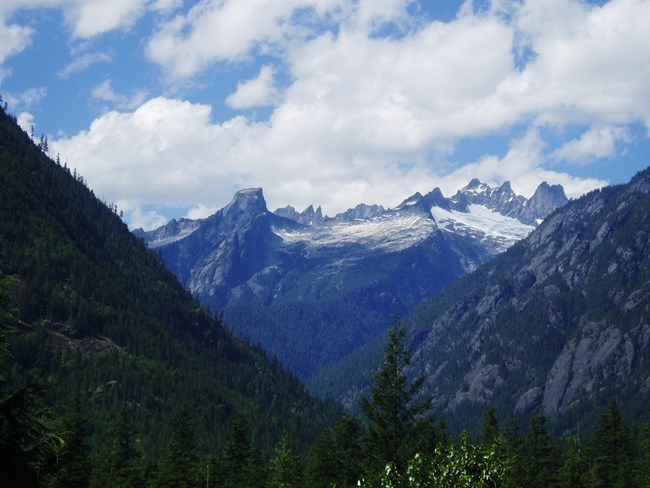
[
  {"x1": 221, "y1": 414, "x2": 255, "y2": 488},
  {"x1": 92, "y1": 407, "x2": 141, "y2": 488},
  {"x1": 558, "y1": 436, "x2": 589, "y2": 488},
  {"x1": 0, "y1": 274, "x2": 60, "y2": 487},
  {"x1": 589, "y1": 399, "x2": 635, "y2": 488},
  {"x1": 359, "y1": 313, "x2": 433, "y2": 478},
  {"x1": 154, "y1": 403, "x2": 199, "y2": 488},
  {"x1": 520, "y1": 409, "x2": 561, "y2": 488},
  {"x1": 482, "y1": 407, "x2": 500, "y2": 446},
  {"x1": 267, "y1": 435, "x2": 303, "y2": 488},
  {"x1": 50, "y1": 392, "x2": 92, "y2": 488}
]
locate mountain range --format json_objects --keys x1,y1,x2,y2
[
  {"x1": 319, "y1": 167, "x2": 650, "y2": 433},
  {"x1": 135, "y1": 178, "x2": 567, "y2": 382}
]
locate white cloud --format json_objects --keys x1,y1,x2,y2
[
  {"x1": 436, "y1": 128, "x2": 607, "y2": 199},
  {"x1": 127, "y1": 206, "x2": 170, "y2": 231},
  {"x1": 47, "y1": 0, "x2": 650, "y2": 226},
  {"x1": 150, "y1": 0, "x2": 183, "y2": 12},
  {"x1": 226, "y1": 65, "x2": 280, "y2": 109},
  {"x1": 0, "y1": 20, "x2": 33, "y2": 75},
  {"x1": 551, "y1": 126, "x2": 632, "y2": 165},
  {"x1": 92, "y1": 79, "x2": 148, "y2": 110},
  {"x1": 186, "y1": 204, "x2": 219, "y2": 220},
  {"x1": 505, "y1": 0, "x2": 650, "y2": 126},
  {"x1": 17, "y1": 111, "x2": 35, "y2": 133},
  {"x1": 146, "y1": 0, "x2": 348, "y2": 80},
  {"x1": 57, "y1": 51, "x2": 111, "y2": 78},
  {"x1": 65, "y1": 0, "x2": 148, "y2": 38}
]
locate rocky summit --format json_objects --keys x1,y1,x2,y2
[
  {"x1": 379, "y1": 168, "x2": 650, "y2": 428},
  {"x1": 135, "y1": 180, "x2": 567, "y2": 382}
]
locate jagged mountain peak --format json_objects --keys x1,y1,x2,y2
[
  {"x1": 331, "y1": 203, "x2": 386, "y2": 222},
  {"x1": 274, "y1": 203, "x2": 324, "y2": 226},
  {"x1": 519, "y1": 182, "x2": 569, "y2": 225},
  {"x1": 397, "y1": 191, "x2": 425, "y2": 209}
]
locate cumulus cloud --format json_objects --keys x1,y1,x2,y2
[
  {"x1": 552, "y1": 126, "x2": 632, "y2": 165},
  {"x1": 92, "y1": 79, "x2": 148, "y2": 110},
  {"x1": 17, "y1": 111, "x2": 36, "y2": 133},
  {"x1": 506, "y1": 0, "x2": 650, "y2": 126},
  {"x1": 146, "y1": 0, "x2": 348, "y2": 80},
  {"x1": 65, "y1": 0, "x2": 148, "y2": 38},
  {"x1": 51, "y1": 96, "x2": 439, "y2": 227},
  {"x1": 226, "y1": 65, "x2": 280, "y2": 109},
  {"x1": 50, "y1": 0, "x2": 650, "y2": 227}
]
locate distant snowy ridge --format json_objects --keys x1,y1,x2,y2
[{"x1": 133, "y1": 179, "x2": 568, "y2": 382}]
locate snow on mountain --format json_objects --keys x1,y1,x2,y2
[
  {"x1": 430, "y1": 204, "x2": 535, "y2": 253},
  {"x1": 274, "y1": 210, "x2": 436, "y2": 254},
  {"x1": 133, "y1": 218, "x2": 203, "y2": 248},
  {"x1": 135, "y1": 179, "x2": 568, "y2": 382}
]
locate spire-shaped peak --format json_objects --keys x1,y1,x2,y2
[
  {"x1": 498, "y1": 181, "x2": 512, "y2": 192},
  {"x1": 466, "y1": 178, "x2": 482, "y2": 189}
]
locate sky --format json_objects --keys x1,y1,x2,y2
[{"x1": 1, "y1": 0, "x2": 649, "y2": 230}]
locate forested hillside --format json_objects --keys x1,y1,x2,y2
[
  {"x1": 4, "y1": 95, "x2": 650, "y2": 487},
  {"x1": 320, "y1": 167, "x2": 650, "y2": 439},
  {"x1": 0, "y1": 99, "x2": 340, "y2": 485}
]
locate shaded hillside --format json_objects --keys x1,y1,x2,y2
[
  {"x1": 137, "y1": 181, "x2": 565, "y2": 383},
  {"x1": 328, "y1": 168, "x2": 650, "y2": 434},
  {"x1": 0, "y1": 104, "x2": 339, "y2": 461}
]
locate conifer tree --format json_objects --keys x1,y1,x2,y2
[
  {"x1": 332, "y1": 415, "x2": 364, "y2": 487},
  {"x1": 482, "y1": 407, "x2": 500, "y2": 446},
  {"x1": 359, "y1": 313, "x2": 433, "y2": 478},
  {"x1": 558, "y1": 436, "x2": 589, "y2": 488},
  {"x1": 0, "y1": 274, "x2": 60, "y2": 487},
  {"x1": 519, "y1": 409, "x2": 561, "y2": 488},
  {"x1": 589, "y1": 399, "x2": 635, "y2": 488},
  {"x1": 51, "y1": 392, "x2": 91, "y2": 488},
  {"x1": 154, "y1": 403, "x2": 199, "y2": 488},
  {"x1": 306, "y1": 429, "x2": 337, "y2": 488},
  {"x1": 92, "y1": 407, "x2": 141, "y2": 488},
  {"x1": 221, "y1": 414, "x2": 255, "y2": 488},
  {"x1": 267, "y1": 435, "x2": 303, "y2": 488}
]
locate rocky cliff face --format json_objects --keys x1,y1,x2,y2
[
  {"x1": 137, "y1": 179, "x2": 567, "y2": 382},
  {"x1": 400, "y1": 169, "x2": 650, "y2": 424}
]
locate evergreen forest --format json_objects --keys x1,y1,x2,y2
[{"x1": 3, "y1": 96, "x2": 650, "y2": 487}]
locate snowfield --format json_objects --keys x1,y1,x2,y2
[
  {"x1": 273, "y1": 211, "x2": 436, "y2": 253},
  {"x1": 430, "y1": 204, "x2": 534, "y2": 252}
]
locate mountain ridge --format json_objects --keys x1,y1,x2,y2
[
  {"x1": 135, "y1": 179, "x2": 567, "y2": 383},
  {"x1": 326, "y1": 167, "x2": 650, "y2": 432},
  {"x1": 0, "y1": 104, "x2": 339, "y2": 458}
]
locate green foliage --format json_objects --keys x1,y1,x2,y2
[
  {"x1": 0, "y1": 274, "x2": 62, "y2": 487},
  {"x1": 153, "y1": 403, "x2": 200, "y2": 487},
  {"x1": 359, "y1": 315, "x2": 434, "y2": 478},
  {"x1": 48, "y1": 393, "x2": 92, "y2": 488},
  {"x1": 588, "y1": 399, "x2": 635, "y2": 488},
  {"x1": 0, "y1": 100, "x2": 341, "y2": 473},
  {"x1": 267, "y1": 435, "x2": 303, "y2": 488},
  {"x1": 92, "y1": 407, "x2": 142, "y2": 488},
  {"x1": 359, "y1": 432, "x2": 510, "y2": 488}
]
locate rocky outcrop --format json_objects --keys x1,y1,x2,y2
[{"x1": 399, "y1": 168, "x2": 650, "y2": 423}]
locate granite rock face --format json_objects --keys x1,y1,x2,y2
[
  {"x1": 136, "y1": 180, "x2": 567, "y2": 381},
  {"x1": 398, "y1": 169, "x2": 650, "y2": 423}
]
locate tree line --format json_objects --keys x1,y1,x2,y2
[{"x1": 4, "y1": 292, "x2": 650, "y2": 487}]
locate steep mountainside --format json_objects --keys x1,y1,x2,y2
[
  {"x1": 137, "y1": 178, "x2": 566, "y2": 383},
  {"x1": 0, "y1": 106, "x2": 339, "y2": 459},
  {"x1": 333, "y1": 168, "x2": 650, "y2": 432}
]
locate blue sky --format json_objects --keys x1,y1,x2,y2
[{"x1": 1, "y1": 0, "x2": 649, "y2": 229}]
